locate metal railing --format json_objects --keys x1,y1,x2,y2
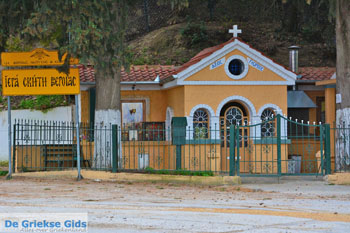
[
  {"x1": 332, "y1": 123, "x2": 350, "y2": 172},
  {"x1": 233, "y1": 115, "x2": 330, "y2": 177},
  {"x1": 13, "y1": 116, "x2": 333, "y2": 176},
  {"x1": 13, "y1": 119, "x2": 113, "y2": 172},
  {"x1": 118, "y1": 123, "x2": 221, "y2": 175}
]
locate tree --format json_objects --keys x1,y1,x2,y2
[
  {"x1": 0, "y1": 0, "x2": 133, "y2": 168},
  {"x1": 1, "y1": 0, "x2": 132, "y2": 124},
  {"x1": 335, "y1": 0, "x2": 350, "y2": 123},
  {"x1": 335, "y1": 0, "x2": 350, "y2": 170}
]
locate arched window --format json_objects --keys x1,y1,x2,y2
[
  {"x1": 261, "y1": 108, "x2": 276, "y2": 137},
  {"x1": 193, "y1": 109, "x2": 209, "y2": 139}
]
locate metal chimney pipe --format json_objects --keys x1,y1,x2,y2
[{"x1": 288, "y1": 45, "x2": 300, "y2": 73}]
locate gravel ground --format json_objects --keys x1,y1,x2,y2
[{"x1": 0, "y1": 175, "x2": 350, "y2": 232}]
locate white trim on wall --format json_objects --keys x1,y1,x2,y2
[
  {"x1": 257, "y1": 103, "x2": 283, "y2": 117},
  {"x1": 215, "y1": 95, "x2": 257, "y2": 118},
  {"x1": 215, "y1": 95, "x2": 258, "y2": 138},
  {"x1": 189, "y1": 104, "x2": 215, "y2": 118},
  {"x1": 121, "y1": 96, "x2": 151, "y2": 121},
  {"x1": 179, "y1": 81, "x2": 294, "y2": 85},
  {"x1": 165, "y1": 106, "x2": 174, "y2": 141},
  {"x1": 121, "y1": 84, "x2": 162, "y2": 91},
  {"x1": 257, "y1": 103, "x2": 286, "y2": 138}
]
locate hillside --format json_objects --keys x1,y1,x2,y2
[
  {"x1": 1, "y1": 0, "x2": 336, "y2": 111},
  {"x1": 128, "y1": 21, "x2": 335, "y2": 68}
]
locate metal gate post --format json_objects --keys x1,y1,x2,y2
[
  {"x1": 12, "y1": 123, "x2": 16, "y2": 173},
  {"x1": 324, "y1": 124, "x2": 331, "y2": 175},
  {"x1": 320, "y1": 124, "x2": 324, "y2": 175},
  {"x1": 112, "y1": 125, "x2": 118, "y2": 173},
  {"x1": 176, "y1": 146, "x2": 182, "y2": 170},
  {"x1": 277, "y1": 115, "x2": 281, "y2": 176},
  {"x1": 229, "y1": 125, "x2": 235, "y2": 176},
  {"x1": 236, "y1": 126, "x2": 240, "y2": 175}
]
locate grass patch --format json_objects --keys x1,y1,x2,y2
[
  {"x1": 144, "y1": 167, "x2": 214, "y2": 177},
  {"x1": 0, "y1": 171, "x2": 8, "y2": 176},
  {"x1": 0, "y1": 161, "x2": 9, "y2": 167}
]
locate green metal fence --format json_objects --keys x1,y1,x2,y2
[
  {"x1": 13, "y1": 119, "x2": 113, "y2": 172},
  {"x1": 13, "y1": 116, "x2": 332, "y2": 177},
  {"x1": 234, "y1": 115, "x2": 330, "y2": 177},
  {"x1": 282, "y1": 115, "x2": 330, "y2": 176},
  {"x1": 332, "y1": 123, "x2": 350, "y2": 172},
  {"x1": 117, "y1": 123, "x2": 221, "y2": 175}
]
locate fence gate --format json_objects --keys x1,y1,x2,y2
[{"x1": 231, "y1": 115, "x2": 331, "y2": 177}]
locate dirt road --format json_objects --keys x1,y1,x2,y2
[{"x1": 1, "y1": 175, "x2": 350, "y2": 232}]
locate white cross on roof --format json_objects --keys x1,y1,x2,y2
[{"x1": 228, "y1": 25, "x2": 242, "y2": 38}]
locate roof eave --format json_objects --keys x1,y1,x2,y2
[
  {"x1": 81, "y1": 82, "x2": 96, "y2": 85},
  {"x1": 295, "y1": 80, "x2": 317, "y2": 84}
]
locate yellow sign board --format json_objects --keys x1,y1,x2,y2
[
  {"x1": 2, "y1": 68, "x2": 80, "y2": 96},
  {"x1": 1, "y1": 48, "x2": 79, "y2": 67}
]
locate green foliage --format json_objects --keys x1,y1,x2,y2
[
  {"x1": 5, "y1": 35, "x2": 33, "y2": 52},
  {"x1": 0, "y1": 88, "x2": 8, "y2": 110},
  {"x1": 0, "y1": 171, "x2": 8, "y2": 176},
  {"x1": 0, "y1": 95, "x2": 7, "y2": 107},
  {"x1": 158, "y1": 0, "x2": 189, "y2": 10},
  {"x1": 180, "y1": 20, "x2": 208, "y2": 47},
  {"x1": 19, "y1": 99, "x2": 35, "y2": 109},
  {"x1": 18, "y1": 95, "x2": 66, "y2": 112},
  {"x1": 133, "y1": 56, "x2": 152, "y2": 65},
  {"x1": 0, "y1": 0, "x2": 133, "y2": 75},
  {"x1": 0, "y1": 160, "x2": 9, "y2": 167},
  {"x1": 144, "y1": 167, "x2": 214, "y2": 176}
]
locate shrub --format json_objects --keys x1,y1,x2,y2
[{"x1": 180, "y1": 20, "x2": 208, "y2": 47}]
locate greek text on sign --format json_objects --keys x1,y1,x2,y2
[
  {"x1": 247, "y1": 58, "x2": 264, "y2": 71},
  {"x1": 1, "y1": 48, "x2": 79, "y2": 67},
  {"x1": 210, "y1": 58, "x2": 225, "y2": 70},
  {"x1": 2, "y1": 68, "x2": 80, "y2": 96}
]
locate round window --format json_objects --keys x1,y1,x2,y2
[
  {"x1": 224, "y1": 55, "x2": 249, "y2": 80},
  {"x1": 228, "y1": 59, "x2": 244, "y2": 76}
]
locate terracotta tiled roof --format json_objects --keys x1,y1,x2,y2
[
  {"x1": 121, "y1": 65, "x2": 176, "y2": 82},
  {"x1": 78, "y1": 65, "x2": 95, "y2": 83},
  {"x1": 78, "y1": 41, "x2": 334, "y2": 84},
  {"x1": 78, "y1": 65, "x2": 177, "y2": 83},
  {"x1": 298, "y1": 67, "x2": 336, "y2": 81},
  {"x1": 174, "y1": 38, "x2": 235, "y2": 74},
  {"x1": 173, "y1": 37, "x2": 296, "y2": 76}
]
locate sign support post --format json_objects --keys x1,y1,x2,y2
[
  {"x1": 75, "y1": 95, "x2": 82, "y2": 180},
  {"x1": 6, "y1": 97, "x2": 12, "y2": 180}
]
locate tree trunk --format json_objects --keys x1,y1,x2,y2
[
  {"x1": 93, "y1": 67, "x2": 121, "y2": 169},
  {"x1": 335, "y1": 0, "x2": 350, "y2": 170}
]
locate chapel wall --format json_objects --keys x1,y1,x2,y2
[
  {"x1": 165, "y1": 86, "x2": 185, "y2": 117},
  {"x1": 184, "y1": 85, "x2": 287, "y2": 119}
]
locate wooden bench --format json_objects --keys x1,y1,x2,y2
[{"x1": 41, "y1": 144, "x2": 91, "y2": 170}]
